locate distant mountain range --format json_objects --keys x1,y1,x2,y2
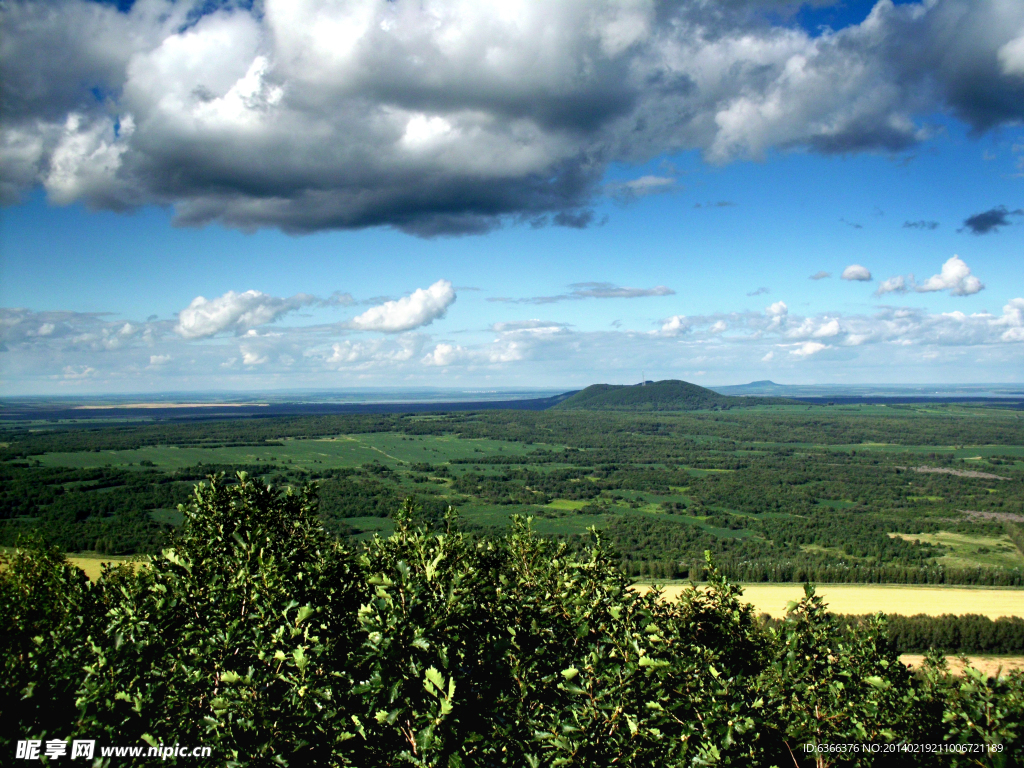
[
  {"x1": 710, "y1": 381, "x2": 1024, "y2": 398},
  {"x1": 553, "y1": 380, "x2": 792, "y2": 411}
]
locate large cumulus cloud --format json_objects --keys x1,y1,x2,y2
[
  {"x1": 348, "y1": 280, "x2": 456, "y2": 332},
  {"x1": 176, "y1": 290, "x2": 318, "y2": 339},
  {"x1": 3, "y1": 0, "x2": 1024, "y2": 234}
]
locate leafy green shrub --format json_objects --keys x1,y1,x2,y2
[
  {"x1": 75, "y1": 474, "x2": 367, "y2": 765},
  {"x1": 0, "y1": 537, "x2": 100, "y2": 750}
]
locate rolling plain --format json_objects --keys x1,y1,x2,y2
[{"x1": 4, "y1": 386, "x2": 1024, "y2": 630}]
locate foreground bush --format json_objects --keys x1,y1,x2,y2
[{"x1": 1, "y1": 474, "x2": 1021, "y2": 767}]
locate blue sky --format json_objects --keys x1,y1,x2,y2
[{"x1": 1, "y1": 0, "x2": 1023, "y2": 394}]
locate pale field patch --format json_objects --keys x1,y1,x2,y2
[
  {"x1": 545, "y1": 499, "x2": 590, "y2": 510},
  {"x1": 900, "y1": 655, "x2": 1024, "y2": 678},
  {"x1": 889, "y1": 531, "x2": 1024, "y2": 569},
  {"x1": 637, "y1": 583, "x2": 1024, "y2": 619},
  {"x1": 67, "y1": 555, "x2": 148, "y2": 581}
]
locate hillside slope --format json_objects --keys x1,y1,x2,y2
[{"x1": 553, "y1": 379, "x2": 792, "y2": 411}]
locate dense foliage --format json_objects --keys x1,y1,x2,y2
[{"x1": 2, "y1": 475, "x2": 1022, "y2": 767}]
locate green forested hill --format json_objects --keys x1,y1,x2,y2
[{"x1": 553, "y1": 379, "x2": 789, "y2": 411}]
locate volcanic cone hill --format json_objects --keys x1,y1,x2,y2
[{"x1": 552, "y1": 379, "x2": 794, "y2": 411}]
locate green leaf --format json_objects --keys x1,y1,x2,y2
[
  {"x1": 639, "y1": 657, "x2": 670, "y2": 668},
  {"x1": 865, "y1": 676, "x2": 890, "y2": 690},
  {"x1": 425, "y1": 666, "x2": 445, "y2": 695}
]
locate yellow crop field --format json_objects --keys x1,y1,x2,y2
[
  {"x1": 639, "y1": 583, "x2": 1024, "y2": 619},
  {"x1": 67, "y1": 555, "x2": 147, "y2": 581},
  {"x1": 901, "y1": 655, "x2": 1024, "y2": 678}
]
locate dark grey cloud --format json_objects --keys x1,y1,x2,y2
[
  {"x1": 903, "y1": 220, "x2": 940, "y2": 230},
  {"x1": 2, "y1": 0, "x2": 1023, "y2": 234},
  {"x1": 694, "y1": 201, "x2": 737, "y2": 208},
  {"x1": 489, "y1": 282, "x2": 674, "y2": 305},
  {"x1": 747, "y1": 287, "x2": 770, "y2": 296},
  {"x1": 840, "y1": 217, "x2": 863, "y2": 229},
  {"x1": 809, "y1": 271, "x2": 831, "y2": 280},
  {"x1": 960, "y1": 206, "x2": 1024, "y2": 235}
]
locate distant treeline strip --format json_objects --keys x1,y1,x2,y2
[
  {"x1": 760, "y1": 613, "x2": 1024, "y2": 656},
  {"x1": 622, "y1": 558, "x2": 1024, "y2": 586}
]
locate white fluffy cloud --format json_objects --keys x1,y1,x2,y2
[
  {"x1": 790, "y1": 341, "x2": 829, "y2": 358},
  {"x1": 3, "y1": 0, "x2": 1023, "y2": 234},
  {"x1": 874, "y1": 255, "x2": 984, "y2": 298},
  {"x1": 997, "y1": 298, "x2": 1024, "y2": 342},
  {"x1": 176, "y1": 290, "x2": 316, "y2": 339},
  {"x1": 841, "y1": 264, "x2": 872, "y2": 281},
  {"x1": 659, "y1": 315, "x2": 692, "y2": 336},
  {"x1": 876, "y1": 275, "x2": 909, "y2": 296},
  {"x1": 325, "y1": 335, "x2": 424, "y2": 368},
  {"x1": 422, "y1": 343, "x2": 470, "y2": 367},
  {"x1": 349, "y1": 280, "x2": 456, "y2": 332},
  {"x1": 915, "y1": 255, "x2": 984, "y2": 296}
]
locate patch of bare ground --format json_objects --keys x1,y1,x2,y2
[
  {"x1": 962, "y1": 509, "x2": 1024, "y2": 523},
  {"x1": 901, "y1": 655, "x2": 1024, "y2": 678},
  {"x1": 898, "y1": 465, "x2": 1009, "y2": 480}
]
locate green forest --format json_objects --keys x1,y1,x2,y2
[
  {"x1": 2, "y1": 475, "x2": 1021, "y2": 767},
  {"x1": 2, "y1": 402, "x2": 1023, "y2": 586}
]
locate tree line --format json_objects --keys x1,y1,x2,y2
[{"x1": 756, "y1": 614, "x2": 1024, "y2": 655}]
